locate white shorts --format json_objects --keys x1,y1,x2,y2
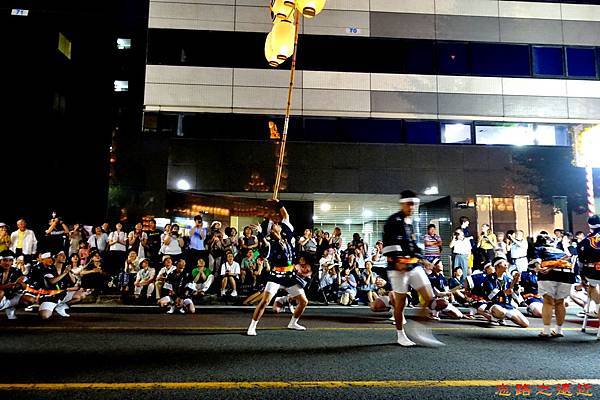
[
  {"x1": 159, "y1": 296, "x2": 172, "y2": 304},
  {"x1": 0, "y1": 294, "x2": 22, "y2": 310},
  {"x1": 586, "y1": 278, "x2": 600, "y2": 287},
  {"x1": 527, "y1": 302, "x2": 542, "y2": 315},
  {"x1": 264, "y1": 281, "x2": 304, "y2": 298},
  {"x1": 538, "y1": 281, "x2": 572, "y2": 299},
  {"x1": 62, "y1": 291, "x2": 76, "y2": 303},
  {"x1": 504, "y1": 308, "x2": 521, "y2": 319},
  {"x1": 39, "y1": 301, "x2": 58, "y2": 312},
  {"x1": 388, "y1": 267, "x2": 432, "y2": 294}
]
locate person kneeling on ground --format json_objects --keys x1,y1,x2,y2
[{"x1": 428, "y1": 258, "x2": 463, "y2": 320}]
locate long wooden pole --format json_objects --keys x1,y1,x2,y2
[{"x1": 272, "y1": 13, "x2": 300, "y2": 200}]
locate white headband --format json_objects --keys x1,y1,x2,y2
[
  {"x1": 400, "y1": 197, "x2": 420, "y2": 204},
  {"x1": 589, "y1": 223, "x2": 600, "y2": 229}
]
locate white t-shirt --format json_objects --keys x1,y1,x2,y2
[
  {"x1": 451, "y1": 237, "x2": 471, "y2": 255},
  {"x1": 220, "y1": 261, "x2": 240, "y2": 276},
  {"x1": 160, "y1": 233, "x2": 182, "y2": 255},
  {"x1": 88, "y1": 233, "x2": 108, "y2": 252},
  {"x1": 109, "y1": 231, "x2": 127, "y2": 252}
]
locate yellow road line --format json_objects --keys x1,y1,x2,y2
[{"x1": 1, "y1": 379, "x2": 600, "y2": 391}]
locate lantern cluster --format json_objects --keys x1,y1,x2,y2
[{"x1": 265, "y1": 0, "x2": 326, "y2": 67}]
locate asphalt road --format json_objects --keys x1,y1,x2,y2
[{"x1": 1, "y1": 306, "x2": 599, "y2": 400}]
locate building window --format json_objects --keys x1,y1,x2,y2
[
  {"x1": 441, "y1": 123, "x2": 472, "y2": 144},
  {"x1": 114, "y1": 80, "x2": 129, "y2": 92},
  {"x1": 471, "y1": 43, "x2": 530, "y2": 77},
  {"x1": 437, "y1": 42, "x2": 470, "y2": 75},
  {"x1": 475, "y1": 123, "x2": 569, "y2": 146},
  {"x1": 405, "y1": 121, "x2": 439, "y2": 144},
  {"x1": 58, "y1": 32, "x2": 72, "y2": 60},
  {"x1": 566, "y1": 47, "x2": 597, "y2": 78},
  {"x1": 532, "y1": 46, "x2": 564, "y2": 77},
  {"x1": 117, "y1": 38, "x2": 132, "y2": 50}
]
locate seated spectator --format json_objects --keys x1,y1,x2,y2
[
  {"x1": 67, "y1": 253, "x2": 84, "y2": 287},
  {"x1": 118, "y1": 250, "x2": 139, "y2": 301},
  {"x1": 87, "y1": 226, "x2": 108, "y2": 255},
  {"x1": 0, "y1": 223, "x2": 11, "y2": 252},
  {"x1": 359, "y1": 261, "x2": 379, "y2": 303},
  {"x1": 15, "y1": 255, "x2": 29, "y2": 276},
  {"x1": 134, "y1": 258, "x2": 155, "y2": 302},
  {"x1": 448, "y1": 267, "x2": 467, "y2": 304},
  {"x1": 80, "y1": 250, "x2": 108, "y2": 293},
  {"x1": 78, "y1": 242, "x2": 90, "y2": 266},
  {"x1": 319, "y1": 248, "x2": 340, "y2": 278},
  {"x1": 155, "y1": 256, "x2": 175, "y2": 301},
  {"x1": 243, "y1": 257, "x2": 270, "y2": 306},
  {"x1": 223, "y1": 227, "x2": 239, "y2": 258},
  {"x1": 192, "y1": 258, "x2": 213, "y2": 296},
  {"x1": 158, "y1": 259, "x2": 195, "y2": 314},
  {"x1": 428, "y1": 259, "x2": 463, "y2": 320},
  {"x1": 338, "y1": 267, "x2": 358, "y2": 306},
  {"x1": 220, "y1": 252, "x2": 240, "y2": 297},
  {"x1": 240, "y1": 249, "x2": 257, "y2": 288}
]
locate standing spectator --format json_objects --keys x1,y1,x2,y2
[
  {"x1": 128, "y1": 223, "x2": 148, "y2": 259},
  {"x1": 44, "y1": 215, "x2": 69, "y2": 255},
  {"x1": 220, "y1": 252, "x2": 240, "y2": 297},
  {"x1": 552, "y1": 229, "x2": 571, "y2": 256},
  {"x1": 187, "y1": 215, "x2": 207, "y2": 269},
  {"x1": 145, "y1": 219, "x2": 163, "y2": 266},
  {"x1": 10, "y1": 219, "x2": 38, "y2": 264},
  {"x1": 495, "y1": 232, "x2": 508, "y2": 258},
  {"x1": 68, "y1": 224, "x2": 85, "y2": 256},
  {"x1": 423, "y1": 224, "x2": 443, "y2": 262},
  {"x1": 87, "y1": 226, "x2": 108, "y2": 255},
  {"x1": 107, "y1": 223, "x2": 128, "y2": 278},
  {"x1": 330, "y1": 227, "x2": 343, "y2": 252},
  {"x1": 134, "y1": 258, "x2": 155, "y2": 302},
  {"x1": 477, "y1": 224, "x2": 497, "y2": 268},
  {"x1": 239, "y1": 226, "x2": 258, "y2": 258},
  {"x1": 207, "y1": 228, "x2": 225, "y2": 273},
  {"x1": 161, "y1": 224, "x2": 184, "y2": 262},
  {"x1": 315, "y1": 230, "x2": 330, "y2": 260},
  {"x1": 355, "y1": 243, "x2": 367, "y2": 270},
  {"x1": 370, "y1": 240, "x2": 387, "y2": 277},
  {"x1": 450, "y1": 228, "x2": 471, "y2": 276},
  {"x1": 509, "y1": 230, "x2": 529, "y2": 273},
  {"x1": 0, "y1": 223, "x2": 11, "y2": 252},
  {"x1": 298, "y1": 229, "x2": 317, "y2": 261},
  {"x1": 223, "y1": 227, "x2": 239, "y2": 258}
]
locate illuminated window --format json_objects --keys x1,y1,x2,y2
[
  {"x1": 475, "y1": 124, "x2": 568, "y2": 146},
  {"x1": 117, "y1": 38, "x2": 131, "y2": 50},
  {"x1": 58, "y1": 33, "x2": 71, "y2": 60},
  {"x1": 441, "y1": 123, "x2": 471, "y2": 144},
  {"x1": 114, "y1": 80, "x2": 129, "y2": 92}
]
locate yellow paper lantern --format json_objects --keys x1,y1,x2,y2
[
  {"x1": 264, "y1": 31, "x2": 280, "y2": 67},
  {"x1": 295, "y1": 0, "x2": 326, "y2": 18},
  {"x1": 271, "y1": 0, "x2": 295, "y2": 21},
  {"x1": 271, "y1": 19, "x2": 295, "y2": 61}
]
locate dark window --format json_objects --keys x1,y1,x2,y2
[
  {"x1": 437, "y1": 42, "x2": 470, "y2": 75},
  {"x1": 339, "y1": 118, "x2": 402, "y2": 143},
  {"x1": 566, "y1": 47, "x2": 597, "y2": 78},
  {"x1": 403, "y1": 40, "x2": 435, "y2": 74},
  {"x1": 404, "y1": 121, "x2": 439, "y2": 144},
  {"x1": 471, "y1": 43, "x2": 530, "y2": 77},
  {"x1": 532, "y1": 46, "x2": 564, "y2": 76}
]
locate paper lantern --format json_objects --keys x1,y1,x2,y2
[
  {"x1": 271, "y1": 19, "x2": 295, "y2": 61},
  {"x1": 295, "y1": 0, "x2": 326, "y2": 18},
  {"x1": 271, "y1": 0, "x2": 295, "y2": 21},
  {"x1": 264, "y1": 31, "x2": 280, "y2": 67}
]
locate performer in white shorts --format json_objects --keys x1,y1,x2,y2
[
  {"x1": 577, "y1": 215, "x2": 600, "y2": 340},
  {"x1": 0, "y1": 251, "x2": 27, "y2": 319},
  {"x1": 382, "y1": 190, "x2": 441, "y2": 347},
  {"x1": 247, "y1": 200, "x2": 307, "y2": 336}
]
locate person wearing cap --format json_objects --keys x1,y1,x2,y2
[
  {"x1": 247, "y1": 200, "x2": 308, "y2": 336},
  {"x1": 134, "y1": 258, "x2": 156, "y2": 302},
  {"x1": 428, "y1": 259, "x2": 463, "y2": 320},
  {"x1": 382, "y1": 190, "x2": 442, "y2": 347},
  {"x1": 10, "y1": 219, "x2": 38, "y2": 265},
  {"x1": 482, "y1": 257, "x2": 529, "y2": 328},
  {"x1": 0, "y1": 250, "x2": 26, "y2": 319},
  {"x1": 517, "y1": 259, "x2": 543, "y2": 318},
  {"x1": 158, "y1": 259, "x2": 195, "y2": 314},
  {"x1": 577, "y1": 214, "x2": 600, "y2": 340},
  {"x1": 534, "y1": 233, "x2": 576, "y2": 338}
]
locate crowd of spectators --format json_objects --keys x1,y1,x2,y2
[{"x1": 0, "y1": 212, "x2": 593, "y2": 320}]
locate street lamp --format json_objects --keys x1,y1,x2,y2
[{"x1": 266, "y1": 0, "x2": 327, "y2": 199}]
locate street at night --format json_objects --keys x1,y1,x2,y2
[{"x1": 1, "y1": 306, "x2": 599, "y2": 400}]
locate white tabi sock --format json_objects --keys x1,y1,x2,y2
[
  {"x1": 543, "y1": 325, "x2": 551, "y2": 335},
  {"x1": 555, "y1": 325, "x2": 563, "y2": 335},
  {"x1": 249, "y1": 319, "x2": 258, "y2": 330}
]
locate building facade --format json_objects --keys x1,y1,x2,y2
[{"x1": 138, "y1": 0, "x2": 600, "y2": 246}]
